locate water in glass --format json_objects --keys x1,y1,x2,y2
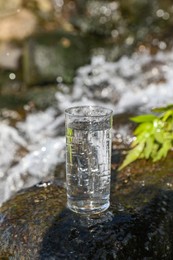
[{"x1": 66, "y1": 116, "x2": 112, "y2": 214}]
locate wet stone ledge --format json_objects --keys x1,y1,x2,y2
[{"x1": 1, "y1": 153, "x2": 173, "y2": 259}]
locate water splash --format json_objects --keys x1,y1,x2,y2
[
  {"x1": 0, "y1": 123, "x2": 26, "y2": 173},
  {"x1": 0, "y1": 109, "x2": 65, "y2": 204},
  {"x1": 1, "y1": 48, "x2": 173, "y2": 204},
  {"x1": 3, "y1": 137, "x2": 65, "y2": 202},
  {"x1": 56, "y1": 50, "x2": 173, "y2": 113}
]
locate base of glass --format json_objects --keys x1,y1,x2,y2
[{"x1": 67, "y1": 199, "x2": 110, "y2": 215}]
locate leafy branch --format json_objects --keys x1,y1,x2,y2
[{"x1": 119, "y1": 104, "x2": 173, "y2": 170}]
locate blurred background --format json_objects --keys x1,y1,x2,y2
[{"x1": 0, "y1": 0, "x2": 173, "y2": 204}]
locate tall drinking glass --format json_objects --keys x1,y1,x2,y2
[{"x1": 65, "y1": 106, "x2": 113, "y2": 215}]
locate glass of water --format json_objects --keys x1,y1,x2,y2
[{"x1": 65, "y1": 106, "x2": 113, "y2": 215}]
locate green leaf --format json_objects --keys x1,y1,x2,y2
[
  {"x1": 130, "y1": 114, "x2": 157, "y2": 123},
  {"x1": 153, "y1": 118, "x2": 164, "y2": 129},
  {"x1": 162, "y1": 110, "x2": 173, "y2": 121},
  {"x1": 132, "y1": 131, "x2": 150, "y2": 147},
  {"x1": 154, "y1": 131, "x2": 164, "y2": 144},
  {"x1": 163, "y1": 132, "x2": 173, "y2": 140},
  {"x1": 153, "y1": 141, "x2": 172, "y2": 162},
  {"x1": 152, "y1": 104, "x2": 173, "y2": 113},
  {"x1": 144, "y1": 136, "x2": 154, "y2": 159},
  {"x1": 134, "y1": 122, "x2": 152, "y2": 135},
  {"x1": 150, "y1": 143, "x2": 159, "y2": 160},
  {"x1": 118, "y1": 142, "x2": 145, "y2": 170},
  {"x1": 165, "y1": 121, "x2": 173, "y2": 131}
]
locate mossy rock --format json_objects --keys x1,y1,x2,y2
[
  {"x1": 0, "y1": 182, "x2": 66, "y2": 258},
  {"x1": 1, "y1": 152, "x2": 173, "y2": 258},
  {"x1": 23, "y1": 31, "x2": 91, "y2": 86}
]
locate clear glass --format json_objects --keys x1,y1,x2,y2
[{"x1": 65, "y1": 106, "x2": 113, "y2": 215}]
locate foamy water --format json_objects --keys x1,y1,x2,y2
[{"x1": 1, "y1": 49, "x2": 173, "y2": 204}]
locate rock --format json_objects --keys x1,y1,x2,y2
[
  {"x1": 0, "y1": 0, "x2": 22, "y2": 17},
  {"x1": 0, "y1": 181, "x2": 66, "y2": 258},
  {"x1": 23, "y1": 31, "x2": 91, "y2": 86},
  {"x1": 22, "y1": 86, "x2": 58, "y2": 109},
  {"x1": 23, "y1": 29, "x2": 131, "y2": 87},
  {"x1": 0, "y1": 9, "x2": 37, "y2": 41},
  {"x1": 72, "y1": 0, "x2": 173, "y2": 52},
  {"x1": 0, "y1": 43, "x2": 21, "y2": 70},
  {"x1": 35, "y1": 0, "x2": 53, "y2": 13},
  {"x1": 1, "y1": 152, "x2": 173, "y2": 258}
]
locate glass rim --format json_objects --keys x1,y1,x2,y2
[{"x1": 65, "y1": 105, "x2": 113, "y2": 118}]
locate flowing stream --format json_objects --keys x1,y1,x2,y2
[{"x1": 1, "y1": 48, "x2": 173, "y2": 205}]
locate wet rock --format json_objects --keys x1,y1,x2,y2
[
  {"x1": 23, "y1": 31, "x2": 91, "y2": 86},
  {"x1": 1, "y1": 153, "x2": 173, "y2": 258},
  {"x1": 0, "y1": 182, "x2": 66, "y2": 258},
  {"x1": 0, "y1": 9, "x2": 37, "y2": 41}
]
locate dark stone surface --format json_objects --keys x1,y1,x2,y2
[
  {"x1": 0, "y1": 182, "x2": 66, "y2": 258},
  {"x1": 73, "y1": 0, "x2": 173, "y2": 45},
  {"x1": 23, "y1": 31, "x2": 92, "y2": 86},
  {"x1": 1, "y1": 151, "x2": 173, "y2": 259},
  {"x1": 22, "y1": 30, "x2": 125, "y2": 87}
]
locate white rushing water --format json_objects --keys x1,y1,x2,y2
[{"x1": 1, "y1": 48, "x2": 173, "y2": 204}]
